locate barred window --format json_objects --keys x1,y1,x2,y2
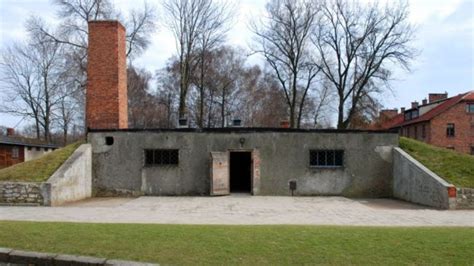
[
  {"x1": 144, "y1": 149, "x2": 179, "y2": 166},
  {"x1": 310, "y1": 150, "x2": 344, "y2": 167}
]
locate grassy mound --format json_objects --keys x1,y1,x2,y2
[
  {"x1": 0, "y1": 142, "x2": 83, "y2": 182},
  {"x1": 400, "y1": 137, "x2": 474, "y2": 188}
]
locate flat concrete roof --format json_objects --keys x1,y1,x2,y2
[{"x1": 88, "y1": 127, "x2": 397, "y2": 134}]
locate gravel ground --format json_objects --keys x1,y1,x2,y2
[{"x1": 0, "y1": 195, "x2": 473, "y2": 226}]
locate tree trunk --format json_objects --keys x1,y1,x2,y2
[{"x1": 337, "y1": 96, "x2": 345, "y2": 129}]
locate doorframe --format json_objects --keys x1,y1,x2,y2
[{"x1": 228, "y1": 149, "x2": 258, "y2": 195}]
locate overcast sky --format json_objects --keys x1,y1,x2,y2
[{"x1": 0, "y1": 0, "x2": 473, "y2": 128}]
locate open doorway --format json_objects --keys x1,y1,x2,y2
[{"x1": 229, "y1": 151, "x2": 252, "y2": 193}]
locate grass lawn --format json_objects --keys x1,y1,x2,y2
[
  {"x1": 400, "y1": 137, "x2": 474, "y2": 188},
  {"x1": 0, "y1": 221, "x2": 473, "y2": 265},
  {"x1": 0, "y1": 142, "x2": 82, "y2": 182}
]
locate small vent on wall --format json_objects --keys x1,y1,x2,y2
[{"x1": 105, "y1": 136, "x2": 114, "y2": 146}]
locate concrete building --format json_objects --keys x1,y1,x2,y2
[
  {"x1": 0, "y1": 129, "x2": 59, "y2": 169},
  {"x1": 374, "y1": 92, "x2": 474, "y2": 154},
  {"x1": 85, "y1": 20, "x2": 397, "y2": 197}
]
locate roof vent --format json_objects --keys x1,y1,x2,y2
[
  {"x1": 280, "y1": 120, "x2": 290, "y2": 128},
  {"x1": 6, "y1": 128, "x2": 14, "y2": 136},
  {"x1": 231, "y1": 119, "x2": 242, "y2": 127},
  {"x1": 178, "y1": 118, "x2": 188, "y2": 128}
]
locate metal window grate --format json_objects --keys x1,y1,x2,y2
[
  {"x1": 310, "y1": 150, "x2": 344, "y2": 167},
  {"x1": 145, "y1": 149, "x2": 179, "y2": 166}
]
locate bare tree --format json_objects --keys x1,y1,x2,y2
[
  {"x1": 128, "y1": 66, "x2": 168, "y2": 128},
  {"x1": 163, "y1": 0, "x2": 234, "y2": 121},
  {"x1": 0, "y1": 26, "x2": 73, "y2": 141},
  {"x1": 56, "y1": 93, "x2": 77, "y2": 145},
  {"x1": 156, "y1": 59, "x2": 181, "y2": 128},
  {"x1": 312, "y1": 0, "x2": 416, "y2": 129},
  {"x1": 194, "y1": 2, "x2": 234, "y2": 127},
  {"x1": 239, "y1": 66, "x2": 288, "y2": 127},
  {"x1": 252, "y1": 0, "x2": 321, "y2": 128}
]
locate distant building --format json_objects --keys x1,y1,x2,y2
[
  {"x1": 373, "y1": 91, "x2": 474, "y2": 155},
  {"x1": 0, "y1": 128, "x2": 59, "y2": 168}
]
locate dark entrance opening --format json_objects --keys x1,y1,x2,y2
[{"x1": 229, "y1": 152, "x2": 252, "y2": 193}]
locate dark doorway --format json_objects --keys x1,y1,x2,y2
[{"x1": 229, "y1": 152, "x2": 252, "y2": 193}]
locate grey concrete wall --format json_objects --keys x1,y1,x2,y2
[
  {"x1": 393, "y1": 147, "x2": 456, "y2": 209},
  {"x1": 89, "y1": 130, "x2": 398, "y2": 197},
  {"x1": 47, "y1": 144, "x2": 92, "y2": 206}
]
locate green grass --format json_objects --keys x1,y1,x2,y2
[
  {"x1": 0, "y1": 221, "x2": 473, "y2": 265},
  {"x1": 400, "y1": 137, "x2": 474, "y2": 188},
  {"x1": 0, "y1": 142, "x2": 82, "y2": 182}
]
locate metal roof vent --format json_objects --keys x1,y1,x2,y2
[
  {"x1": 231, "y1": 119, "x2": 242, "y2": 127},
  {"x1": 178, "y1": 118, "x2": 188, "y2": 128}
]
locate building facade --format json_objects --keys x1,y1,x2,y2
[
  {"x1": 0, "y1": 131, "x2": 59, "y2": 169},
  {"x1": 89, "y1": 129, "x2": 397, "y2": 197},
  {"x1": 375, "y1": 92, "x2": 474, "y2": 155},
  {"x1": 85, "y1": 20, "x2": 399, "y2": 197}
]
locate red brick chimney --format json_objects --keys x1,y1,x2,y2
[
  {"x1": 6, "y1": 128, "x2": 14, "y2": 136},
  {"x1": 379, "y1": 109, "x2": 398, "y2": 120},
  {"x1": 428, "y1": 93, "x2": 448, "y2": 103},
  {"x1": 86, "y1": 21, "x2": 128, "y2": 130}
]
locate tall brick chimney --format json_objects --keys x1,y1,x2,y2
[
  {"x1": 86, "y1": 21, "x2": 128, "y2": 130},
  {"x1": 379, "y1": 109, "x2": 398, "y2": 120},
  {"x1": 428, "y1": 93, "x2": 448, "y2": 103}
]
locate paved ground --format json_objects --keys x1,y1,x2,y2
[{"x1": 0, "y1": 195, "x2": 473, "y2": 226}]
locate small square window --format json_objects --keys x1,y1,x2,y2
[
  {"x1": 446, "y1": 123, "x2": 455, "y2": 137},
  {"x1": 145, "y1": 149, "x2": 179, "y2": 166},
  {"x1": 310, "y1": 150, "x2": 344, "y2": 168}
]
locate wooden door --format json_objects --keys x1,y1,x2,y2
[{"x1": 210, "y1": 151, "x2": 229, "y2": 196}]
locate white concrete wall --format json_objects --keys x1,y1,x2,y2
[
  {"x1": 393, "y1": 147, "x2": 456, "y2": 209},
  {"x1": 46, "y1": 144, "x2": 92, "y2": 206},
  {"x1": 24, "y1": 147, "x2": 54, "y2": 161}
]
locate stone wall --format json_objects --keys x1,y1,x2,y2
[
  {"x1": 456, "y1": 188, "x2": 474, "y2": 209},
  {"x1": 393, "y1": 147, "x2": 456, "y2": 209},
  {"x1": 0, "y1": 144, "x2": 92, "y2": 206},
  {"x1": 0, "y1": 182, "x2": 49, "y2": 205}
]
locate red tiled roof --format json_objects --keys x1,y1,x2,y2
[
  {"x1": 391, "y1": 91, "x2": 474, "y2": 128},
  {"x1": 378, "y1": 113, "x2": 404, "y2": 130},
  {"x1": 463, "y1": 91, "x2": 474, "y2": 101}
]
